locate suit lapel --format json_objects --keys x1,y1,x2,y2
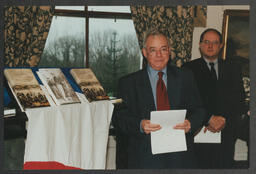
[
  {"x1": 136, "y1": 66, "x2": 183, "y2": 110},
  {"x1": 166, "y1": 66, "x2": 180, "y2": 109},
  {"x1": 199, "y1": 58, "x2": 212, "y2": 79},
  {"x1": 137, "y1": 69, "x2": 156, "y2": 111}
]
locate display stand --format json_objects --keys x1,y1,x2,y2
[{"x1": 23, "y1": 100, "x2": 113, "y2": 170}]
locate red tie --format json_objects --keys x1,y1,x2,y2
[{"x1": 156, "y1": 72, "x2": 170, "y2": 110}]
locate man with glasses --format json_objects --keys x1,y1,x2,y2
[
  {"x1": 183, "y1": 28, "x2": 246, "y2": 168},
  {"x1": 112, "y1": 29, "x2": 206, "y2": 169}
]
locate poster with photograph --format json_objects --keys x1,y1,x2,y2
[
  {"x1": 38, "y1": 68, "x2": 80, "y2": 105},
  {"x1": 4, "y1": 68, "x2": 50, "y2": 111},
  {"x1": 70, "y1": 68, "x2": 109, "y2": 102}
]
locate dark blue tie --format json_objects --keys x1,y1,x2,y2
[{"x1": 209, "y1": 62, "x2": 217, "y2": 81}]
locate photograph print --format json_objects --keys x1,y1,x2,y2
[
  {"x1": 4, "y1": 68, "x2": 50, "y2": 111},
  {"x1": 70, "y1": 68, "x2": 109, "y2": 102},
  {"x1": 38, "y1": 68, "x2": 80, "y2": 105}
]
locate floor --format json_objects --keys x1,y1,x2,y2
[
  {"x1": 4, "y1": 138, "x2": 25, "y2": 170},
  {"x1": 3, "y1": 136, "x2": 248, "y2": 170}
]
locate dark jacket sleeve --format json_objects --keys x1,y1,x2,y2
[
  {"x1": 112, "y1": 76, "x2": 144, "y2": 137},
  {"x1": 181, "y1": 68, "x2": 206, "y2": 134},
  {"x1": 182, "y1": 62, "x2": 213, "y2": 125}
]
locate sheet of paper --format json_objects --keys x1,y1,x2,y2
[
  {"x1": 194, "y1": 126, "x2": 221, "y2": 143},
  {"x1": 150, "y1": 110, "x2": 187, "y2": 155}
]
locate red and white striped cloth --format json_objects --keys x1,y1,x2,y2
[{"x1": 24, "y1": 101, "x2": 113, "y2": 170}]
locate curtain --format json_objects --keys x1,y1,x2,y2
[
  {"x1": 4, "y1": 6, "x2": 54, "y2": 67},
  {"x1": 130, "y1": 6, "x2": 207, "y2": 67},
  {"x1": 193, "y1": 5, "x2": 207, "y2": 27}
]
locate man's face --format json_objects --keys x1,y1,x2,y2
[
  {"x1": 199, "y1": 31, "x2": 223, "y2": 61},
  {"x1": 142, "y1": 35, "x2": 170, "y2": 71}
]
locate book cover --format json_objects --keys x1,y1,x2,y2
[
  {"x1": 70, "y1": 68, "x2": 109, "y2": 102},
  {"x1": 4, "y1": 68, "x2": 50, "y2": 111},
  {"x1": 38, "y1": 68, "x2": 80, "y2": 105}
]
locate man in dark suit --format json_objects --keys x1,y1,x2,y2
[
  {"x1": 183, "y1": 28, "x2": 246, "y2": 168},
  {"x1": 112, "y1": 29, "x2": 206, "y2": 169}
]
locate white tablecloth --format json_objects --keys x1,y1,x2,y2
[{"x1": 24, "y1": 100, "x2": 113, "y2": 169}]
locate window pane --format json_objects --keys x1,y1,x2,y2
[
  {"x1": 89, "y1": 18, "x2": 142, "y2": 97},
  {"x1": 88, "y1": 6, "x2": 130, "y2": 13},
  {"x1": 55, "y1": 6, "x2": 84, "y2": 10},
  {"x1": 39, "y1": 16, "x2": 86, "y2": 67}
]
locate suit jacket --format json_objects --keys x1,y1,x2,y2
[
  {"x1": 112, "y1": 64, "x2": 206, "y2": 169},
  {"x1": 183, "y1": 58, "x2": 246, "y2": 143}
]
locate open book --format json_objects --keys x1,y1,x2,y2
[
  {"x1": 4, "y1": 68, "x2": 50, "y2": 112},
  {"x1": 38, "y1": 68, "x2": 80, "y2": 105},
  {"x1": 70, "y1": 68, "x2": 109, "y2": 102}
]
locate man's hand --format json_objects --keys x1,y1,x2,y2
[
  {"x1": 173, "y1": 119, "x2": 191, "y2": 133},
  {"x1": 204, "y1": 115, "x2": 225, "y2": 133},
  {"x1": 141, "y1": 119, "x2": 161, "y2": 134}
]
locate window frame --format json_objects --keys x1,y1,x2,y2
[{"x1": 53, "y1": 6, "x2": 132, "y2": 68}]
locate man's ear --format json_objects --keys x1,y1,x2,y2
[{"x1": 142, "y1": 48, "x2": 147, "y2": 58}]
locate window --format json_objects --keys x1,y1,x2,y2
[
  {"x1": 88, "y1": 6, "x2": 131, "y2": 13},
  {"x1": 40, "y1": 16, "x2": 86, "y2": 67},
  {"x1": 55, "y1": 6, "x2": 84, "y2": 10},
  {"x1": 39, "y1": 6, "x2": 142, "y2": 97},
  {"x1": 89, "y1": 18, "x2": 141, "y2": 96}
]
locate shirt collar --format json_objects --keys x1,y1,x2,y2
[
  {"x1": 203, "y1": 57, "x2": 218, "y2": 65},
  {"x1": 147, "y1": 64, "x2": 167, "y2": 78}
]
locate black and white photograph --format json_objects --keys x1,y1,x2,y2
[
  {"x1": 4, "y1": 68, "x2": 50, "y2": 111},
  {"x1": 38, "y1": 68, "x2": 80, "y2": 105},
  {"x1": 70, "y1": 68, "x2": 109, "y2": 102}
]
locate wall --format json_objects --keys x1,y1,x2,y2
[{"x1": 191, "y1": 5, "x2": 249, "y2": 60}]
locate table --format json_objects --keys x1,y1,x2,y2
[{"x1": 23, "y1": 100, "x2": 113, "y2": 170}]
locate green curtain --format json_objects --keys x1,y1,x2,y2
[
  {"x1": 130, "y1": 6, "x2": 207, "y2": 67},
  {"x1": 4, "y1": 6, "x2": 54, "y2": 67}
]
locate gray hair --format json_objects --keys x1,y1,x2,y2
[{"x1": 142, "y1": 28, "x2": 170, "y2": 48}]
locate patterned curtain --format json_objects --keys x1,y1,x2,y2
[
  {"x1": 130, "y1": 6, "x2": 207, "y2": 67},
  {"x1": 4, "y1": 6, "x2": 54, "y2": 67},
  {"x1": 193, "y1": 6, "x2": 207, "y2": 27}
]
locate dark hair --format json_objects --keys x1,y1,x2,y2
[{"x1": 200, "y1": 28, "x2": 222, "y2": 43}]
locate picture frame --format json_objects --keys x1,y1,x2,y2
[{"x1": 222, "y1": 9, "x2": 250, "y2": 103}]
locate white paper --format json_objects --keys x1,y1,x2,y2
[
  {"x1": 150, "y1": 110, "x2": 187, "y2": 155},
  {"x1": 194, "y1": 126, "x2": 221, "y2": 143}
]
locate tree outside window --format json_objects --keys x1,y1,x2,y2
[{"x1": 39, "y1": 6, "x2": 142, "y2": 97}]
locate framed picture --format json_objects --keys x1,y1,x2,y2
[{"x1": 222, "y1": 9, "x2": 250, "y2": 103}]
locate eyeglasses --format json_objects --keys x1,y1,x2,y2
[
  {"x1": 148, "y1": 47, "x2": 169, "y2": 55},
  {"x1": 201, "y1": 40, "x2": 220, "y2": 45}
]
